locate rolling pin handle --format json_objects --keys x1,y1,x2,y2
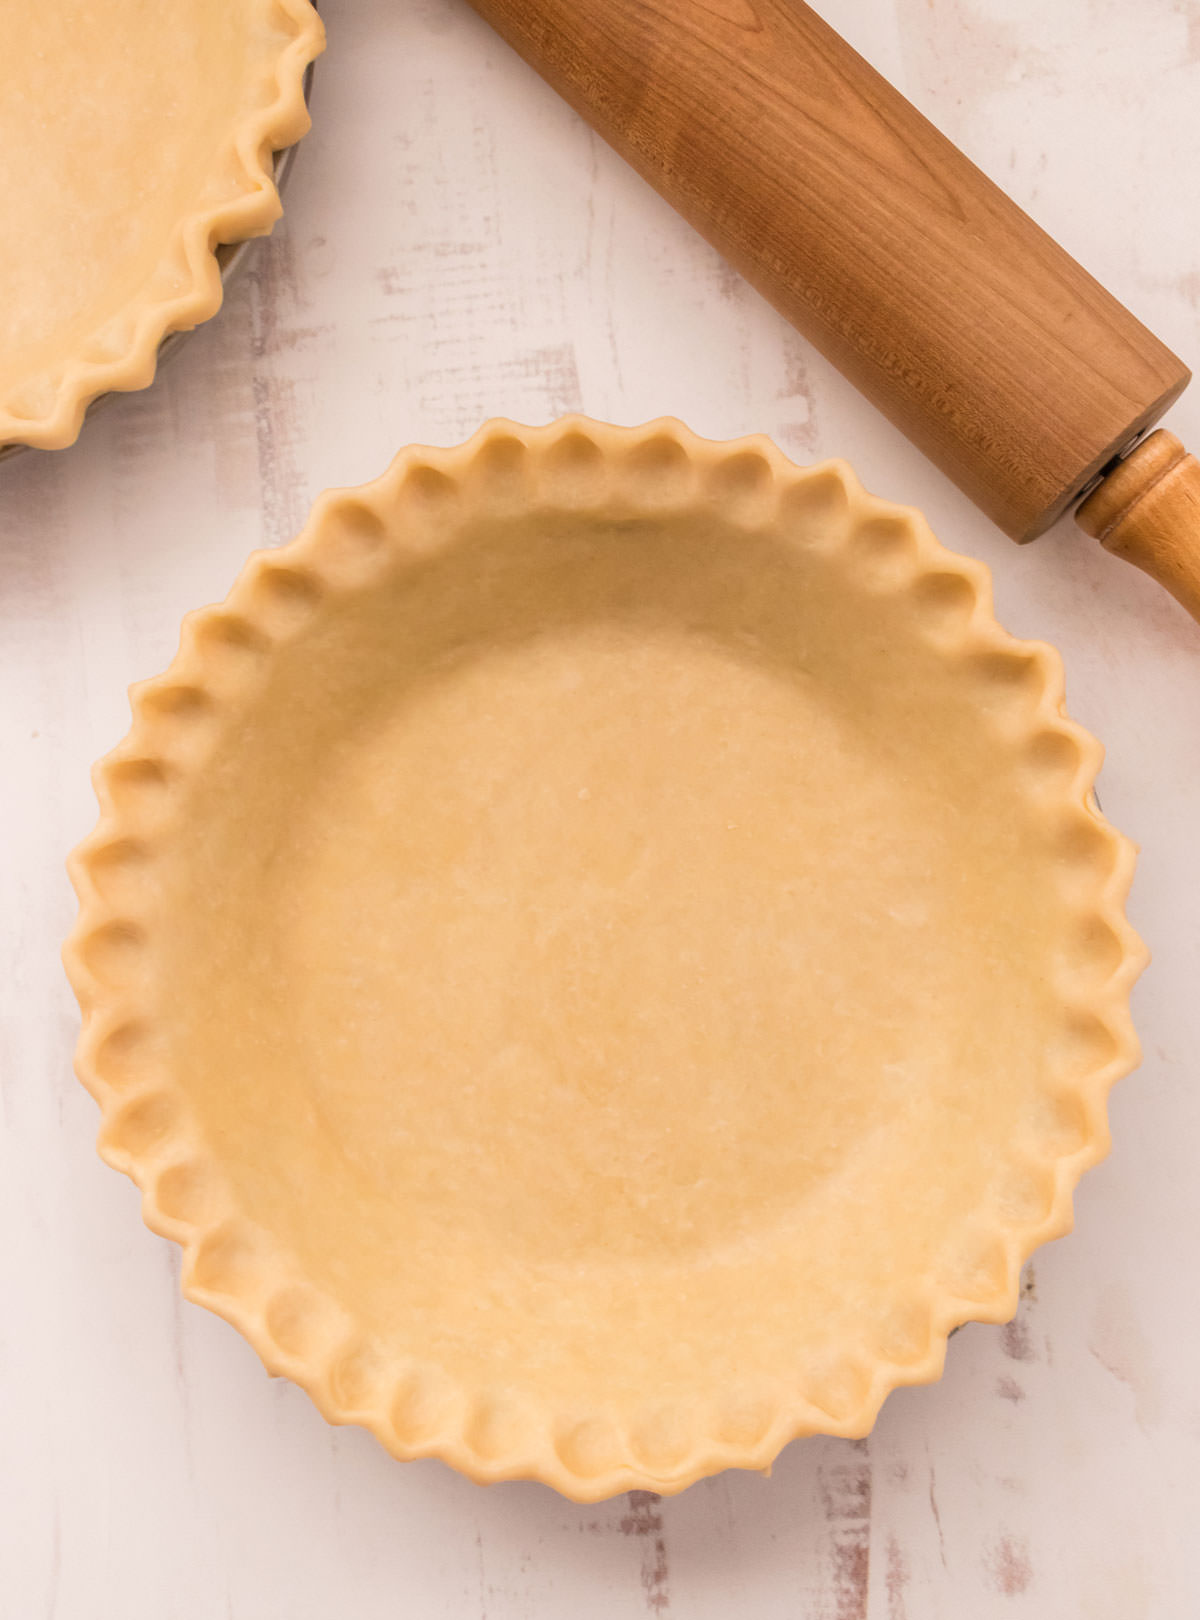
[{"x1": 1076, "y1": 431, "x2": 1200, "y2": 624}]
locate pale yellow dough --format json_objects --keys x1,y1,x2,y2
[
  {"x1": 0, "y1": 0, "x2": 323, "y2": 448},
  {"x1": 66, "y1": 419, "x2": 1146, "y2": 1499}
]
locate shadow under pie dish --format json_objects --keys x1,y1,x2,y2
[
  {"x1": 0, "y1": 0, "x2": 324, "y2": 452},
  {"x1": 64, "y1": 417, "x2": 1146, "y2": 1500}
]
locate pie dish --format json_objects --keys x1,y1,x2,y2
[
  {"x1": 64, "y1": 417, "x2": 1147, "y2": 1500},
  {"x1": 0, "y1": 0, "x2": 324, "y2": 452}
]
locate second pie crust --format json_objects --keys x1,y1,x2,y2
[{"x1": 0, "y1": 0, "x2": 324, "y2": 451}]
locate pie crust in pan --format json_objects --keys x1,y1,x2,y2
[
  {"x1": 64, "y1": 417, "x2": 1147, "y2": 1499},
  {"x1": 0, "y1": 0, "x2": 324, "y2": 451}
]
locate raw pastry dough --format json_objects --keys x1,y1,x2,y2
[
  {"x1": 0, "y1": 0, "x2": 323, "y2": 448},
  {"x1": 66, "y1": 418, "x2": 1146, "y2": 1498}
]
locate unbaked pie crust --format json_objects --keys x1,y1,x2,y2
[
  {"x1": 0, "y1": 0, "x2": 324, "y2": 450},
  {"x1": 65, "y1": 418, "x2": 1147, "y2": 1499}
]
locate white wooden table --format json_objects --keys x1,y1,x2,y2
[{"x1": 3, "y1": 2, "x2": 1198, "y2": 1614}]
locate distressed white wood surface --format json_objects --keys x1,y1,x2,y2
[{"x1": 2, "y1": 1, "x2": 1199, "y2": 1615}]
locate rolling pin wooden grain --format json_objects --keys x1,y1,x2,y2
[{"x1": 466, "y1": 0, "x2": 1200, "y2": 621}]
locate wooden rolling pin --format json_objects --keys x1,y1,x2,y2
[{"x1": 467, "y1": 0, "x2": 1200, "y2": 622}]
